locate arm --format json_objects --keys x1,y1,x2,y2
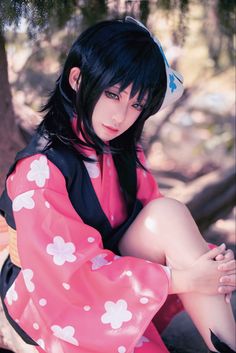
[{"x1": 6, "y1": 154, "x2": 170, "y2": 353}]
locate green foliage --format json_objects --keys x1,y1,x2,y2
[
  {"x1": 79, "y1": 0, "x2": 107, "y2": 28},
  {"x1": 0, "y1": 0, "x2": 234, "y2": 67},
  {"x1": 0, "y1": 0, "x2": 78, "y2": 36},
  {"x1": 157, "y1": 0, "x2": 189, "y2": 11},
  {"x1": 217, "y1": 0, "x2": 235, "y2": 36},
  {"x1": 0, "y1": 0, "x2": 25, "y2": 29},
  {"x1": 0, "y1": 0, "x2": 234, "y2": 43}
]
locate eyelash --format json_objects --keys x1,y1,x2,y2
[
  {"x1": 104, "y1": 90, "x2": 144, "y2": 112},
  {"x1": 105, "y1": 90, "x2": 119, "y2": 100}
]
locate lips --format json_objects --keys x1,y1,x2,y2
[{"x1": 103, "y1": 124, "x2": 119, "y2": 133}]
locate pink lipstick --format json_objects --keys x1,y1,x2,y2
[{"x1": 103, "y1": 124, "x2": 119, "y2": 133}]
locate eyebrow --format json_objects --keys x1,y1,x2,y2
[
  {"x1": 113, "y1": 85, "x2": 128, "y2": 94},
  {"x1": 112, "y1": 85, "x2": 148, "y2": 103}
]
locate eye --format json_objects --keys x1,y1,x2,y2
[
  {"x1": 132, "y1": 102, "x2": 144, "y2": 112},
  {"x1": 105, "y1": 90, "x2": 119, "y2": 100}
]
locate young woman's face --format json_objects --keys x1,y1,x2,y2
[{"x1": 92, "y1": 84, "x2": 146, "y2": 142}]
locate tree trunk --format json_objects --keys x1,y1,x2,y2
[
  {"x1": 0, "y1": 29, "x2": 24, "y2": 193},
  {"x1": 166, "y1": 165, "x2": 236, "y2": 233}
]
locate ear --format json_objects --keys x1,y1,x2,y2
[{"x1": 69, "y1": 67, "x2": 81, "y2": 91}]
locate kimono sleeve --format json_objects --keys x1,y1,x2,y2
[
  {"x1": 137, "y1": 148, "x2": 164, "y2": 206},
  {"x1": 6, "y1": 154, "x2": 169, "y2": 353}
]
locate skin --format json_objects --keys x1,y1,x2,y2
[{"x1": 91, "y1": 84, "x2": 145, "y2": 141}]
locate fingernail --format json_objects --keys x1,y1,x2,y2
[
  {"x1": 219, "y1": 277, "x2": 224, "y2": 283},
  {"x1": 226, "y1": 296, "x2": 230, "y2": 304},
  {"x1": 219, "y1": 243, "x2": 226, "y2": 249}
]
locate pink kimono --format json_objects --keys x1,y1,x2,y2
[{"x1": 2, "y1": 145, "x2": 182, "y2": 353}]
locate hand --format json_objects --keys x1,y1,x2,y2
[
  {"x1": 186, "y1": 244, "x2": 232, "y2": 295},
  {"x1": 215, "y1": 248, "x2": 236, "y2": 303}
]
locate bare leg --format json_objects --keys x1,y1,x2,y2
[{"x1": 119, "y1": 197, "x2": 236, "y2": 351}]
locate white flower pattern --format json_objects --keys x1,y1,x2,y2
[
  {"x1": 51, "y1": 325, "x2": 79, "y2": 346},
  {"x1": 12, "y1": 190, "x2": 35, "y2": 212},
  {"x1": 27, "y1": 155, "x2": 50, "y2": 187},
  {"x1": 135, "y1": 335, "x2": 150, "y2": 347},
  {"x1": 37, "y1": 339, "x2": 45, "y2": 349},
  {"x1": 6, "y1": 282, "x2": 18, "y2": 305},
  {"x1": 129, "y1": 335, "x2": 150, "y2": 353},
  {"x1": 90, "y1": 254, "x2": 110, "y2": 270},
  {"x1": 46, "y1": 236, "x2": 76, "y2": 265},
  {"x1": 62, "y1": 282, "x2": 70, "y2": 290},
  {"x1": 140, "y1": 297, "x2": 149, "y2": 304},
  {"x1": 39, "y1": 298, "x2": 47, "y2": 306},
  {"x1": 101, "y1": 299, "x2": 132, "y2": 329},
  {"x1": 22, "y1": 269, "x2": 35, "y2": 292}
]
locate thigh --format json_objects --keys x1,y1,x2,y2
[
  {"x1": 119, "y1": 197, "x2": 208, "y2": 268},
  {"x1": 119, "y1": 199, "x2": 166, "y2": 264}
]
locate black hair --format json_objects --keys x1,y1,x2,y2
[{"x1": 38, "y1": 18, "x2": 167, "y2": 212}]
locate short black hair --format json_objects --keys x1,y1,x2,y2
[{"x1": 39, "y1": 18, "x2": 167, "y2": 158}]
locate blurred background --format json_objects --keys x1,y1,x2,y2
[{"x1": 0, "y1": 1, "x2": 235, "y2": 352}]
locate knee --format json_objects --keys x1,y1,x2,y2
[
  {"x1": 142, "y1": 197, "x2": 194, "y2": 236},
  {"x1": 145, "y1": 197, "x2": 190, "y2": 220}
]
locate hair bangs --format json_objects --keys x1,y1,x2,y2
[{"x1": 90, "y1": 30, "x2": 167, "y2": 115}]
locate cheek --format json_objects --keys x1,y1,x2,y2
[
  {"x1": 92, "y1": 100, "x2": 104, "y2": 126},
  {"x1": 125, "y1": 113, "x2": 140, "y2": 129},
  {"x1": 92, "y1": 96, "x2": 113, "y2": 121}
]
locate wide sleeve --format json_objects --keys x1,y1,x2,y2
[
  {"x1": 5, "y1": 154, "x2": 169, "y2": 353},
  {"x1": 136, "y1": 148, "x2": 164, "y2": 206}
]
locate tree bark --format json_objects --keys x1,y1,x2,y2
[
  {"x1": 166, "y1": 165, "x2": 236, "y2": 232},
  {"x1": 0, "y1": 29, "x2": 24, "y2": 192}
]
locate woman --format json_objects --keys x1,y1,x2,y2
[{"x1": 0, "y1": 17, "x2": 235, "y2": 353}]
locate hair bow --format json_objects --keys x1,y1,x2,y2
[{"x1": 125, "y1": 16, "x2": 184, "y2": 111}]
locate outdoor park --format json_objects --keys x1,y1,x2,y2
[{"x1": 0, "y1": 1, "x2": 235, "y2": 352}]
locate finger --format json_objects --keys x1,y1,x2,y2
[
  {"x1": 218, "y1": 285, "x2": 235, "y2": 294},
  {"x1": 206, "y1": 243, "x2": 226, "y2": 259},
  {"x1": 225, "y1": 293, "x2": 232, "y2": 304},
  {"x1": 219, "y1": 275, "x2": 236, "y2": 286},
  {"x1": 215, "y1": 254, "x2": 224, "y2": 261},
  {"x1": 224, "y1": 249, "x2": 234, "y2": 260},
  {"x1": 218, "y1": 260, "x2": 236, "y2": 271},
  {"x1": 217, "y1": 249, "x2": 235, "y2": 263}
]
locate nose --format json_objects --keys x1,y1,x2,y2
[{"x1": 112, "y1": 105, "x2": 128, "y2": 126}]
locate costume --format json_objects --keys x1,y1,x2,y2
[
  {"x1": 0, "y1": 132, "x2": 183, "y2": 353},
  {"x1": 0, "y1": 16, "x2": 185, "y2": 353}
]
